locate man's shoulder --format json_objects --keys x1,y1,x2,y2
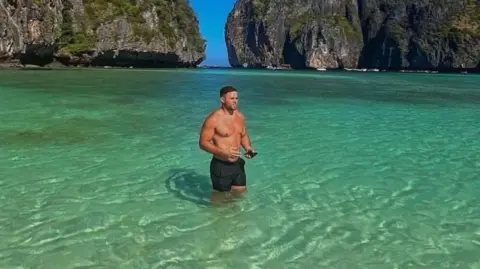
[
  {"x1": 210, "y1": 108, "x2": 224, "y2": 118},
  {"x1": 235, "y1": 110, "x2": 245, "y2": 120},
  {"x1": 204, "y1": 109, "x2": 222, "y2": 122}
]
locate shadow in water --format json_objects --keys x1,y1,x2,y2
[
  {"x1": 165, "y1": 168, "x2": 246, "y2": 207},
  {"x1": 165, "y1": 168, "x2": 212, "y2": 206}
]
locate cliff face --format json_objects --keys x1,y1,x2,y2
[
  {"x1": 358, "y1": 0, "x2": 480, "y2": 70},
  {"x1": 225, "y1": 0, "x2": 480, "y2": 70},
  {"x1": 0, "y1": 0, "x2": 206, "y2": 67},
  {"x1": 225, "y1": 0, "x2": 363, "y2": 69}
]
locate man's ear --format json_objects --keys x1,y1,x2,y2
[{"x1": 220, "y1": 96, "x2": 225, "y2": 103}]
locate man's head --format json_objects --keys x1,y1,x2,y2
[{"x1": 220, "y1": 86, "x2": 238, "y2": 111}]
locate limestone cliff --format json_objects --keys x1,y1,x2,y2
[
  {"x1": 0, "y1": 0, "x2": 206, "y2": 67},
  {"x1": 225, "y1": 0, "x2": 480, "y2": 70},
  {"x1": 225, "y1": 0, "x2": 363, "y2": 69}
]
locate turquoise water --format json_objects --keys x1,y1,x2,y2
[{"x1": 0, "y1": 68, "x2": 479, "y2": 269}]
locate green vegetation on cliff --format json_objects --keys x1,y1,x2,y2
[
  {"x1": 57, "y1": 0, "x2": 205, "y2": 55},
  {"x1": 426, "y1": 0, "x2": 479, "y2": 39},
  {"x1": 390, "y1": 23, "x2": 408, "y2": 54},
  {"x1": 287, "y1": 10, "x2": 361, "y2": 41},
  {"x1": 58, "y1": 0, "x2": 97, "y2": 56},
  {"x1": 413, "y1": 0, "x2": 480, "y2": 57},
  {"x1": 332, "y1": 15, "x2": 362, "y2": 42},
  {"x1": 252, "y1": 0, "x2": 270, "y2": 18},
  {"x1": 450, "y1": 0, "x2": 480, "y2": 37},
  {"x1": 288, "y1": 10, "x2": 316, "y2": 36}
]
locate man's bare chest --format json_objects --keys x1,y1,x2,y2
[{"x1": 215, "y1": 117, "x2": 243, "y2": 137}]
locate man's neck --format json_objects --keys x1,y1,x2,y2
[{"x1": 221, "y1": 106, "x2": 234, "y2": 115}]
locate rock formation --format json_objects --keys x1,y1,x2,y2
[
  {"x1": 225, "y1": 0, "x2": 480, "y2": 71},
  {"x1": 0, "y1": 0, "x2": 206, "y2": 68}
]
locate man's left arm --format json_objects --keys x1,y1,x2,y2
[
  {"x1": 240, "y1": 114, "x2": 254, "y2": 152},
  {"x1": 241, "y1": 126, "x2": 253, "y2": 152}
]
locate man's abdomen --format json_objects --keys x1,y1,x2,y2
[{"x1": 213, "y1": 134, "x2": 241, "y2": 162}]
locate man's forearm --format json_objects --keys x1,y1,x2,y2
[
  {"x1": 199, "y1": 141, "x2": 224, "y2": 156},
  {"x1": 241, "y1": 134, "x2": 253, "y2": 151}
]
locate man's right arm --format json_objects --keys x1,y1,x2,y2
[{"x1": 199, "y1": 114, "x2": 224, "y2": 157}]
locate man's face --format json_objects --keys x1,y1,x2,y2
[{"x1": 222, "y1": 91, "x2": 238, "y2": 110}]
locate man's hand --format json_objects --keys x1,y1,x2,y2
[
  {"x1": 244, "y1": 148, "x2": 257, "y2": 159},
  {"x1": 229, "y1": 147, "x2": 241, "y2": 159},
  {"x1": 221, "y1": 147, "x2": 240, "y2": 162}
]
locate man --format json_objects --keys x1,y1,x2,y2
[{"x1": 199, "y1": 86, "x2": 256, "y2": 197}]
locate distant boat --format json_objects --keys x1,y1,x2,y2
[
  {"x1": 278, "y1": 64, "x2": 292, "y2": 70},
  {"x1": 316, "y1": 67, "x2": 326, "y2": 71}
]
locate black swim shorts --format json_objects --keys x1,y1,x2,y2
[{"x1": 209, "y1": 157, "x2": 246, "y2": 192}]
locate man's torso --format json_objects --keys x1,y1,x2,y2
[{"x1": 211, "y1": 109, "x2": 244, "y2": 162}]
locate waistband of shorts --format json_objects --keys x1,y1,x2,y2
[{"x1": 212, "y1": 157, "x2": 238, "y2": 165}]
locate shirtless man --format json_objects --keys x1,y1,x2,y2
[{"x1": 199, "y1": 86, "x2": 256, "y2": 195}]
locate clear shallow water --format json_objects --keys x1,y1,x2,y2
[{"x1": 0, "y1": 68, "x2": 479, "y2": 269}]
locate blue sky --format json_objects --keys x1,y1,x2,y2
[{"x1": 189, "y1": 0, "x2": 236, "y2": 66}]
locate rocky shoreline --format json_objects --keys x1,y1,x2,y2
[
  {"x1": 2, "y1": 62, "x2": 476, "y2": 75},
  {"x1": 0, "y1": 61, "x2": 199, "y2": 70}
]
